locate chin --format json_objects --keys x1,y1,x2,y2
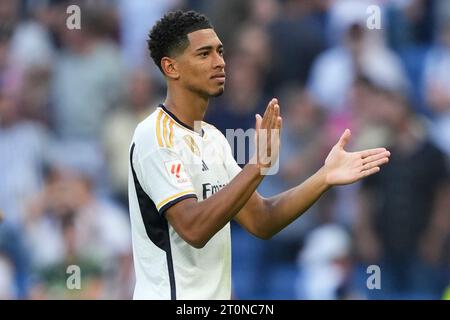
[{"x1": 211, "y1": 87, "x2": 225, "y2": 97}]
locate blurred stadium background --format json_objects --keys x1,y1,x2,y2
[{"x1": 0, "y1": 0, "x2": 449, "y2": 300}]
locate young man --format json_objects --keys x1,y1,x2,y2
[{"x1": 128, "y1": 11, "x2": 390, "y2": 300}]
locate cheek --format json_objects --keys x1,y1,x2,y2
[
  {"x1": 186, "y1": 65, "x2": 210, "y2": 87},
  {"x1": 190, "y1": 62, "x2": 209, "y2": 77},
  {"x1": 179, "y1": 62, "x2": 197, "y2": 79}
]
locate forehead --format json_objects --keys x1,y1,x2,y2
[{"x1": 186, "y1": 29, "x2": 222, "y2": 51}]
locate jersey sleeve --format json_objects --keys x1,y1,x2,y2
[{"x1": 137, "y1": 147, "x2": 197, "y2": 215}]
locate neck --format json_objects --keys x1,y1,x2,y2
[{"x1": 164, "y1": 85, "x2": 209, "y2": 133}]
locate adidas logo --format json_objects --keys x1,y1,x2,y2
[{"x1": 201, "y1": 160, "x2": 209, "y2": 172}]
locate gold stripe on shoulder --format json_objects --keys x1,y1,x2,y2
[
  {"x1": 163, "y1": 115, "x2": 170, "y2": 148},
  {"x1": 156, "y1": 110, "x2": 164, "y2": 147},
  {"x1": 169, "y1": 119, "x2": 174, "y2": 147}
]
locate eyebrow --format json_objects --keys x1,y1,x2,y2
[{"x1": 195, "y1": 44, "x2": 223, "y2": 52}]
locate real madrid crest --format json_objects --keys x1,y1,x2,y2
[{"x1": 183, "y1": 135, "x2": 201, "y2": 157}]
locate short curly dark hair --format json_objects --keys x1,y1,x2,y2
[{"x1": 148, "y1": 10, "x2": 212, "y2": 74}]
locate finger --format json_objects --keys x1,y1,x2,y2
[
  {"x1": 260, "y1": 101, "x2": 271, "y2": 129},
  {"x1": 276, "y1": 116, "x2": 282, "y2": 143},
  {"x1": 273, "y1": 103, "x2": 280, "y2": 126},
  {"x1": 337, "y1": 129, "x2": 351, "y2": 149},
  {"x1": 275, "y1": 116, "x2": 282, "y2": 130},
  {"x1": 268, "y1": 103, "x2": 279, "y2": 131},
  {"x1": 270, "y1": 116, "x2": 282, "y2": 143},
  {"x1": 255, "y1": 114, "x2": 262, "y2": 133},
  {"x1": 262, "y1": 98, "x2": 273, "y2": 119},
  {"x1": 360, "y1": 166, "x2": 380, "y2": 178},
  {"x1": 277, "y1": 103, "x2": 282, "y2": 131},
  {"x1": 269, "y1": 104, "x2": 280, "y2": 145},
  {"x1": 262, "y1": 99, "x2": 275, "y2": 129},
  {"x1": 361, "y1": 157, "x2": 389, "y2": 171},
  {"x1": 255, "y1": 114, "x2": 262, "y2": 152},
  {"x1": 362, "y1": 151, "x2": 391, "y2": 165},
  {"x1": 267, "y1": 103, "x2": 278, "y2": 152},
  {"x1": 359, "y1": 148, "x2": 388, "y2": 159},
  {"x1": 263, "y1": 98, "x2": 276, "y2": 120}
]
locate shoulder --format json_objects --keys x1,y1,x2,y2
[
  {"x1": 132, "y1": 107, "x2": 184, "y2": 160},
  {"x1": 202, "y1": 121, "x2": 233, "y2": 152},
  {"x1": 132, "y1": 108, "x2": 165, "y2": 157},
  {"x1": 202, "y1": 121, "x2": 226, "y2": 140}
]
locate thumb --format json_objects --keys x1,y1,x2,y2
[
  {"x1": 255, "y1": 114, "x2": 262, "y2": 132},
  {"x1": 337, "y1": 128, "x2": 351, "y2": 149}
]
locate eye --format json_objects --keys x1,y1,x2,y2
[
  {"x1": 199, "y1": 51, "x2": 209, "y2": 57},
  {"x1": 218, "y1": 48, "x2": 224, "y2": 56}
]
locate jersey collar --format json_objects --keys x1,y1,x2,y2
[{"x1": 159, "y1": 104, "x2": 204, "y2": 137}]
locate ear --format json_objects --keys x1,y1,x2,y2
[{"x1": 161, "y1": 57, "x2": 180, "y2": 80}]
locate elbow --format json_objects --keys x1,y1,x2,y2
[
  {"x1": 182, "y1": 230, "x2": 209, "y2": 249},
  {"x1": 250, "y1": 201, "x2": 275, "y2": 240},
  {"x1": 170, "y1": 210, "x2": 210, "y2": 248},
  {"x1": 249, "y1": 223, "x2": 274, "y2": 240},
  {"x1": 192, "y1": 242, "x2": 207, "y2": 249},
  {"x1": 189, "y1": 239, "x2": 207, "y2": 249},
  {"x1": 256, "y1": 229, "x2": 274, "y2": 240}
]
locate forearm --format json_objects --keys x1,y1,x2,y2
[
  {"x1": 260, "y1": 166, "x2": 331, "y2": 237},
  {"x1": 239, "y1": 127, "x2": 390, "y2": 239},
  {"x1": 192, "y1": 163, "x2": 264, "y2": 245},
  {"x1": 168, "y1": 98, "x2": 283, "y2": 248}
]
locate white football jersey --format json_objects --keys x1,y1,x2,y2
[{"x1": 128, "y1": 105, "x2": 242, "y2": 300}]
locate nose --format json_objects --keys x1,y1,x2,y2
[{"x1": 213, "y1": 52, "x2": 225, "y2": 69}]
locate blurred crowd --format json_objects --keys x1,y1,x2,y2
[{"x1": 0, "y1": 0, "x2": 449, "y2": 299}]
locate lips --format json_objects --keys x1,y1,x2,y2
[{"x1": 211, "y1": 73, "x2": 226, "y2": 82}]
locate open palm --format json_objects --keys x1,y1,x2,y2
[{"x1": 324, "y1": 129, "x2": 390, "y2": 186}]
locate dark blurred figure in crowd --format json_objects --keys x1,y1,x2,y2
[
  {"x1": 423, "y1": 21, "x2": 450, "y2": 157},
  {"x1": 0, "y1": 220, "x2": 30, "y2": 299},
  {"x1": 24, "y1": 166, "x2": 133, "y2": 299},
  {"x1": 51, "y1": 4, "x2": 123, "y2": 140},
  {"x1": 267, "y1": 0, "x2": 326, "y2": 94},
  {"x1": 49, "y1": 4, "x2": 124, "y2": 189},
  {"x1": 354, "y1": 88, "x2": 450, "y2": 299},
  {"x1": 296, "y1": 223, "x2": 357, "y2": 299},
  {"x1": 309, "y1": 1, "x2": 407, "y2": 115},
  {"x1": 103, "y1": 70, "x2": 159, "y2": 208},
  {"x1": 386, "y1": 0, "x2": 437, "y2": 50},
  {"x1": 0, "y1": 84, "x2": 51, "y2": 227}
]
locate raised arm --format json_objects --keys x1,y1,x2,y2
[
  {"x1": 165, "y1": 99, "x2": 282, "y2": 248},
  {"x1": 235, "y1": 129, "x2": 391, "y2": 239}
]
